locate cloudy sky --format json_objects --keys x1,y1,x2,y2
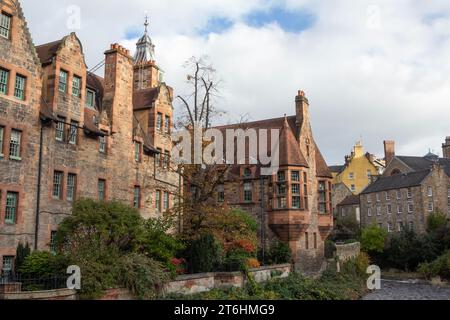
[{"x1": 20, "y1": 0, "x2": 449, "y2": 165}]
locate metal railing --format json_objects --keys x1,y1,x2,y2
[{"x1": 0, "y1": 274, "x2": 67, "y2": 292}]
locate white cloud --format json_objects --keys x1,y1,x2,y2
[{"x1": 20, "y1": 0, "x2": 450, "y2": 164}]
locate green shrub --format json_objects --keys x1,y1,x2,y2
[
  {"x1": 18, "y1": 251, "x2": 68, "y2": 278},
  {"x1": 15, "y1": 242, "x2": 31, "y2": 274},
  {"x1": 259, "y1": 241, "x2": 292, "y2": 265},
  {"x1": 361, "y1": 225, "x2": 387, "y2": 254},
  {"x1": 118, "y1": 253, "x2": 170, "y2": 299},
  {"x1": 427, "y1": 211, "x2": 448, "y2": 233},
  {"x1": 324, "y1": 240, "x2": 336, "y2": 259},
  {"x1": 222, "y1": 249, "x2": 251, "y2": 272},
  {"x1": 418, "y1": 252, "x2": 450, "y2": 280},
  {"x1": 188, "y1": 234, "x2": 223, "y2": 273}
]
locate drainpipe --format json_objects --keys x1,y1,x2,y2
[{"x1": 35, "y1": 117, "x2": 51, "y2": 251}]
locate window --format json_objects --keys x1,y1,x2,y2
[
  {"x1": 244, "y1": 182, "x2": 252, "y2": 202},
  {"x1": 67, "y1": 173, "x2": 76, "y2": 201},
  {"x1": 396, "y1": 190, "x2": 401, "y2": 200},
  {"x1": 318, "y1": 181, "x2": 327, "y2": 214},
  {"x1": 156, "y1": 113, "x2": 163, "y2": 131},
  {"x1": 163, "y1": 150, "x2": 170, "y2": 168},
  {"x1": 367, "y1": 195, "x2": 372, "y2": 203},
  {"x1": 164, "y1": 116, "x2": 170, "y2": 134},
  {"x1": 217, "y1": 185, "x2": 225, "y2": 203},
  {"x1": 50, "y1": 231, "x2": 57, "y2": 254},
  {"x1": 367, "y1": 170, "x2": 372, "y2": 179},
  {"x1": 291, "y1": 171, "x2": 300, "y2": 182},
  {"x1": 385, "y1": 192, "x2": 391, "y2": 201},
  {"x1": 2, "y1": 256, "x2": 14, "y2": 276},
  {"x1": 277, "y1": 171, "x2": 285, "y2": 182},
  {"x1": 155, "y1": 190, "x2": 161, "y2": 213},
  {"x1": 378, "y1": 223, "x2": 383, "y2": 229},
  {"x1": 349, "y1": 172, "x2": 354, "y2": 180},
  {"x1": 387, "y1": 222, "x2": 393, "y2": 233},
  {"x1": 278, "y1": 197, "x2": 287, "y2": 209},
  {"x1": 86, "y1": 89, "x2": 95, "y2": 108},
  {"x1": 69, "y1": 120, "x2": 78, "y2": 145},
  {"x1": 376, "y1": 206, "x2": 381, "y2": 216},
  {"x1": 53, "y1": 171, "x2": 63, "y2": 199},
  {"x1": 398, "y1": 222, "x2": 404, "y2": 232},
  {"x1": 134, "y1": 142, "x2": 141, "y2": 162},
  {"x1": 5, "y1": 192, "x2": 18, "y2": 224},
  {"x1": 448, "y1": 188, "x2": 450, "y2": 198},
  {"x1": 243, "y1": 168, "x2": 252, "y2": 177},
  {"x1": 376, "y1": 193, "x2": 380, "y2": 202},
  {"x1": 72, "y1": 76, "x2": 81, "y2": 97},
  {"x1": 98, "y1": 179, "x2": 106, "y2": 201},
  {"x1": 292, "y1": 196, "x2": 301, "y2": 209},
  {"x1": 387, "y1": 204, "x2": 392, "y2": 215},
  {"x1": 9, "y1": 129, "x2": 21, "y2": 159},
  {"x1": 134, "y1": 186, "x2": 141, "y2": 209},
  {"x1": 407, "y1": 188, "x2": 412, "y2": 199},
  {"x1": 409, "y1": 221, "x2": 414, "y2": 231},
  {"x1": 278, "y1": 183, "x2": 286, "y2": 195},
  {"x1": 428, "y1": 201, "x2": 434, "y2": 212},
  {"x1": 368, "y1": 208, "x2": 372, "y2": 217},
  {"x1": 305, "y1": 233, "x2": 309, "y2": 250},
  {"x1": 303, "y1": 172, "x2": 308, "y2": 210},
  {"x1": 59, "y1": 70, "x2": 68, "y2": 93},
  {"x1": 0, "y1": 68, "x2": 9, "y2": 94},
  {"x1": 14, "y1": 74, "x2": 26, "y2": 100},
  {"x1": 408, "y1": 202, "x2": 414, "y2": 214},
  {"x1": 156, "y1": 148, "x2": 162, "y2": 167},
  {"x1": 0, "y1": 12, "x2": 11, "y2": 39},
  {"x1": 292, "y1": 184, "x2": 300, "y2": 195},
  {"x1": 55, "y1": 117, "x2": 65, "y2": 141},
  {"x1": 0, "y1": 126, "x2": 3, "y2": 156},
  {"x1": 351, "y1": 184, "x2": 356, "y2": 192},
  {"x1": 397, "y1": 204, "x2": 403, "y2": 214},
  {"x1": 99, "y1": 135, "x2": 106, "y2": 153},
  {"x1": 163, "y1": 191, "x2": 169, "y2": 211},
  {"x1": 427, "y1": 187, "x2": 433, "y2": 197}
]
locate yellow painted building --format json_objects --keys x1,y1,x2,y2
[{"x1": 330, "y1": 142, "x2": 384, "y2": 195}]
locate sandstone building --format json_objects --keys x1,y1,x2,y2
[
  {"x1": 0, "y1": 0, "x2": 178, "y2": 275},
  {"x1": 360, "y1": 140, "x2": 450, "y2": 234},
  {"x1": 209, "y1": 91, "x2": 334, "y2": 272}
]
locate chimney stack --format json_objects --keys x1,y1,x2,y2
[
  {"x1": 384, "y1": 140, "x2": 395, "y2": 165},
  {"x1": 295, "y1": 90, "x2": 309, "y2": 131},
  {"x1": 443, "y1": 137, "x2": 450, "y2": 158}
]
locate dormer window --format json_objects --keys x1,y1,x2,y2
[
  {"x1": 59, "y1": 70, "x2": 68, "y2": 93},
  {"x1": 86, "y1": 89, "x2": 95, "y2": 108},
  {"x1": 0, "y1": 12, "x2": 11, "y2": 39}
]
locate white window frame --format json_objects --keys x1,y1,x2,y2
[
  {"x1": 67, "y1": 173, "x2": 76, "y2": 202},
  {"x1": 407, "y1": 202, "x2": 414, "y2": 214},
  {"x1": 427, "y1": 186, "x2": 433, "y2": 197},
  {"x1": 163, "y1": 191, "x2": 169, "y2": 211},
  {"x1": 86, "y1": 89, "x2": 96, "y2": 108},
  {"x1": 0, "y1": 68, "x2": 9, "y2": 95},
  {"x1": 407, "y1": 188, "x2": 413, "y2": 199},
  {"x1": 376, "y1": 206, "x2": 381, "y2": 216},
  {"x1": 72, "y1": 76, "x2": 81, "y2": 97},
  {"x1": 396, "y1": 190, "x2": 402, "y2": 200},
  {"x1": 0, "y1": 12, "x2": 11, "y2": 39},
  {"x1": 156, "y1": 113, "x2": 163, "y2": 131},
  {"x1": 53, "y1": 171, "x2": 63, "y2": 199},
  {"x1": 59, "y1": 70, "x2": 68, "y2": 93},
  {"x1": 397, "y1": 204, "x2": 403, "y2": 214},
  {"x1": 155, "y1": 190, "x2": 161, "y2": 213},
  {"x1": 387, "y1": 204, "x2": 392, "y2": 215},
  {"x1": 55, "y1": 117, "x2": 65, "y2": 141},
  {"x1": 368, "y1": 207, "x2": 372, "y2": 217},
  {"x1": 428, "y1": 201, "x2": 434, "y2": 212},
  {"x1": 9, "y1": 129, "x2": 21, "y2": 160},
  {"x1": 387, "y1": 222, "x2": 393, "y2": 233},
  {"x1": 385, "y1": 191, "x2": 391, "y2": 201}
]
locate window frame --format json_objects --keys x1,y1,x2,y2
[
  {"x1": 0, "y1": 68, "x2": 9, "y2": 95},
  {"x1": 156, "y1": 113, "x2": 163, "y2": 132},
  {"x1": 164, "y1": 115, "x2": 170, "y2": 134},
  {"x1": 86, "y1": 89, "x2": 96, "y2": 108},
  {"x1": 155, "y1": 190, "x2": 161, "y2": 213},
  {"x1": 134, "y1": 186, "x2": 141, "y2": 209},
  {"x1": 5, "y1": 191, "x2": 18, "y2": 224},
  {"x1": 0, "y1": 126, "x2": 4, "y2": 157},
  {"x1": 68, "y1": 120, "x2": 78, "y2": 145},
  {"x1": 59, "y1": 70, "x2": 68, "y2": 93},
  {"x1": 0, "y1": 11, "x2": 12, "y2": 39},
  {"x1": 52, "y1": 171, "x2": 64, "y2": 199},
  {"x1": 2, "y1": 256, "x2": 14, "y2": 276},
  {"x1": 66, "y1": 173, "x2": 77, "y2": 202},
  {"x1": 243, "y1": 181, "x2": 253, "y2": 203},
  {"x1": 98, "y1": 179, "x2": 106, "y2": 201},
  {"x1": 9, "y1": 129, "x2": 22, "y2": 160},
  {"x1": 14, "y1": 74, "x2": 26, "y2": 100},
  {"x1": 99, "y1": 135, "x2": 106, "y2": 154},
  {"x1": 72, "y1": 75, "x2": 81, "y2": 97},
  {"x1": 163, "y1": 191, "x2": 169, "y2": 212},
  {"x1": 55, "y1": 116, "x2": 65, "y2": 142},
  {"x1": 134, "y1": 141, "x2": 141, "y2": 162}
]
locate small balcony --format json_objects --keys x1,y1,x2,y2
[{"x1": 268, "y1": 210, "x2": 310, "y2": 242}]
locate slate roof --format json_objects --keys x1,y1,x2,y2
[
  {"x1": 133, "y1": 87, "x2": 160, "y2": 110},
  {"x1": 397, "y1": 156, "x2": 436, "y2": 171},
  {"x1": 35, "y1": 39, "x2": 63, "y2": 65},
  {"x1": 337, "y1": 195, "x2": 360, "y2": 207},
  {"x1": 329, "y1": 165, "x2": 345, "y2": 174},
  {"x1": 361, "y1": 169, "x2": 431, "y2": 194},
  {"x1": 86, "y1": 72, "x2": 104, "y2": 111}
]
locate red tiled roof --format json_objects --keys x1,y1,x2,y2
[{"x1": 279, "y1": 117, "x2": 308, "y2": 167}]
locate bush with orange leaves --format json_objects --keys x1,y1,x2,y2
[{"x1": 246, "y1": 258, "x2": 261, "y2": 269}]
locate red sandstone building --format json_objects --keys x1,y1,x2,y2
[
  {"x1": 212, "y1": 91, "x2": 333, "y2": 272},
  {"x1": 0, "y1": 0, "x2": 178, "y2": 274}
]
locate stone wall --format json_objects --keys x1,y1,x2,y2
[
  {"x1": 0, "y1": 288, "x2": 77, "y2": 300},
  {"x1": 336, "y1": 242, "x2": 360, "y2": 262}
]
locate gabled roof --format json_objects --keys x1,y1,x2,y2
[
  {"x1": 329, "y1": 165, "x2": 345, "y2": 174},
  {"x1": 396, "y1": 156, "x2": 436, "y2": 171},
  {"x1": 361, "y1": 169, "x2": 430, "y2": 194},
  {"x1": 315, "y1": 141, "x2": 333, "y2": 178},
  {"x1": 133, "y1": 87, "x2": 160, "y2": 110},
  {"x1": 279, "y1": 117, "x2": 308, "y2": 167},
  {"x1": 337, "y1": 195, "x2": 360, "y2": 207},
  {"x1": 35, "y1": 39, "x2": 62, "y2": 65}
]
